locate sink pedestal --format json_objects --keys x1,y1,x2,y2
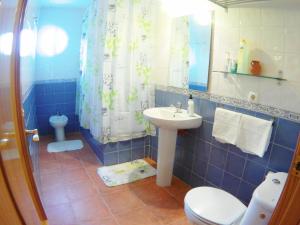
[
  {"x1": 143, "y1": 107, "x2": 202, "y2": 187},
  {"x1": 156, "y1": 128, "x2": 177, "y2": 187}
]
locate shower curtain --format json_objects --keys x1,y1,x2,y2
[{"x1": 79, "y1": 0, "x2": 155, "y2": 144}]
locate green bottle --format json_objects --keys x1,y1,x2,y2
[{"x1": 237, "y1": 39, "x2": 249, "y2": 74}]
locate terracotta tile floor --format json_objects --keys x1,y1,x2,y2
[{"x1": 39, "y1": 133, "x2": 192, "y2": 225}]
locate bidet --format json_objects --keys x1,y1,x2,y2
[{"x1": 49, "y1": 114, "x2": 68, "y2": 141}]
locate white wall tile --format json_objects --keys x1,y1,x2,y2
[
  {"x1": 240, "y1": 27, "x2": 262, "y2": 49},
  {"x1": 261, "y1": 9, "x2": 284, "y2": 27},
  {"x1": 284, "y1": 9, "x2": 300, "y2": 27},
  {"x1": 260, "y1": 50, "x2": 284, "y2": 75},
  {"x1": 283, "y1": 53, "x2": 300, "y2": 81},
  {"x1": 239, "y1": 8, "x2": 261, "y2": 27},
  {"x1": 211, "y1": 7, "x2": 300, "y2": 113},
  {"x1": 284, "y1": 28, "x2": 300, "y2": 53},
  {"x1": 261, "y1": 27, "x2": 284, "y2": 52}
]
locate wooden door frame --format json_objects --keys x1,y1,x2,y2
[
  {"x1": 0, "y1": 155, "x2": 26, "y2": 225},
  {"x1": 9, "y1": 0, "x2": 47, "y2": 223},
  {"x1": 269, "y1": 134, "x2": 300, "y2": 225}
]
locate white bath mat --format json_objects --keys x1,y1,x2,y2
[
  {"x1": 47, "y1": 140, "x2": 84, "y2": 153},
  {"x1": 97, "y1": 159, "x2": 156, "y2": 187}
]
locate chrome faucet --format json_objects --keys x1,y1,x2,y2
[
  {"x1": 176, "y1": 102, "x2": 182, "y2": 113},
  {"x1": 170, "y1": 102, "x2": 182, "y2": 113}
]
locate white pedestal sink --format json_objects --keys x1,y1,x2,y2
[{"x1": 143, "y1": 107, "x2": 202, "y2": 187}]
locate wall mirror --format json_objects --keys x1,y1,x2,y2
[{"x1": 168, "y1": 12, "x2": 213, "y2": 92}]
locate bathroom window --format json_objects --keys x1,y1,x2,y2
[{"x1": 37, "y1": 25, "x2": 68, "y2": 57}]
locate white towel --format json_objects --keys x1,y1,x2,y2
[
  {"x1": 212, "y1": 108, "x2": 242, "y2": 145},
  {"x1": 236, "y1": 114, "x2": 273, "y2": 157}
]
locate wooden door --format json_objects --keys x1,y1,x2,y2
[
  {"x1": 0, "y1": 0, "x2": 47, "y2": 224},
  {"x1": 269, "y1": 134, "x2": 300, "y2": 225}
]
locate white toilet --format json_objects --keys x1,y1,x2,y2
[
  {"x1": 184, "y1": 172, "x2": 287, "y2": 225},
  {"x1": 49, "y1": 114, "x2": 68, "y2": 141}
]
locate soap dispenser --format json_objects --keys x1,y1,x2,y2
[{"x1": 187, "y1": 94, "x2": 194, "y2": 117}]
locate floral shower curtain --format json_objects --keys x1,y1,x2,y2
[{"x1": 79, "y1": 0, "x2": 155, "y2": 144}]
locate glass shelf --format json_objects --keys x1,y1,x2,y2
[{"x1": 213, "y1": 71, "x2": 287, "y2": 81}]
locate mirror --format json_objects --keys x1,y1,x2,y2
[{"x1": 168, "y1": 13, "x2": 213, "y2": 92}]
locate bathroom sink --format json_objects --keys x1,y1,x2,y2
[
  {"x1": 143, "y1": 107, "x2": 202, "y2": 130},
  {"x1": 143, "y1": 107, "x2": 202, "y2": 187}
]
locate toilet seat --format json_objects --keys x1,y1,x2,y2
[
  {"x1": 184, "y1": 187, "x2": 247, "y2": 225},
  {"x1": 185, "y1": 204, "x2": 218, "y2": 225}
]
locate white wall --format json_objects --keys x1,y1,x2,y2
[
  {"x1": 210, "y1": 7, "x2": 300, "y2": 113},
  {"x1": 20, "y1": 0, "x2": 39, "y2": 97},
  {"x1": 35, "y1": 7, "x2": 85, "y2": 81}
]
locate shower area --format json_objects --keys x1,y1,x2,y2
[{"x1": 78, "y1": 0, "x2": 158, "y2": 165}]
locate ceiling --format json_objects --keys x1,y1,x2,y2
[{"x1": 38, "y1": 0, "x2": 92, "y2": 8}]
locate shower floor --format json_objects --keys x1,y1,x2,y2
[{"x1": 39, "y1": 132, "x2": 192, "y2": 225}]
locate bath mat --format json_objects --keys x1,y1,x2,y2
[
  {"x1": 97, "y1": 159, "x2": 156, "y2": 187},
  {"x1": 47, "y1": 140, "x2": 84, "y2": 153}
]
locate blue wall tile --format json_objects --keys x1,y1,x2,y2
[
  {"x1": 228, "y1": 144, "x2": 248, "y2": 158},
  {"x1": 210, "y1": 145, "x2": 227, "y2": 169},
  {"x1": 151, "y1": 89, "x2": 300, "y2": 205},
  {"x1": 192, "y1": 158, "x2": 208, "y2": 178},
  {"x1": 80, "y1": 130, "x2": 148, "y2": 166},
  {"x1": 247, "y1": 144, "x2": 271, "y2": 166},
  {"x1": 237, "y1": 181, "x2": 255, "y2": 203},
  {"x1": 35, "y1": 80, "x2": 79, "y2": 135},
  {"x1": 132, "y1": 137, "x2": 145, "y2": 148},
  {"x1": 206, "y1": 164, "x2": 223, "y2": 186},
  {"x1": 243, "y1": 160, "x2": 266, "y2": 185},
  {"x1": 225, "y1": 152, "x2": 246, "y2": 177},
  {"x1": 119, "y1": 150, "x2": 132, "y2": 163},
  {"x1": 221, "y1": 172, "x2": 240, "y2": 195},
  {"x1": 23, "y1": 87, "x2": 39, "y2": 176},
  {"x1": 275, "y1": 119, "x2": 300, "y2": 150},
  {"x1": 155, "y1": 90, "x2": 165, "y2": 106},
  {"x1": 132, "y1": 148, "x2": 145, "y2": 160},
  {"x1": 190, "y1": 173, "x2": 205, "y2": 187},
  {"x1": 199, "y1": 99, "x2": 216, "y2": 122},
  {"x1": 151, "y1": 136, "x2": 158, "y2": 148},
  {"x1": 118, "y1": 140, "x2": 131, "y2": 150},
  {"x1": 151, "y1": 147, "x2": 158, "y2": 161},
  {"x1": 211, "y1": 138, "x2": 229, "y2": 150},
  {"x1": 174, "y1": 163, "x2": 191, "y2": 184},
  {"x1": 180, "y1": 149, "x2": 194, "y2": 169},
  {"x1": 197, "y1": 121, "x2": 213, "y2": 142},
  {"x1": 194, "y1": 139, "x2": 211, "y2": 161},
  {"x1": 104, "y1": 152, "x2": 118, "y2": 166},
  {"x1": 268, "y1": 144, "x2": 293, "y2": 172}
]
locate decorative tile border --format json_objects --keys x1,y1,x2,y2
[
  {"x1": 35, "y1": 78, "x2": 77, "y2": 84},
  {"x1": 156, "y1": 85, "x2": 300, "y2": 123}
]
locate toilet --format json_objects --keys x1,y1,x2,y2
[
  {"x1": 49, "y1": 114, "x2": 68, "y2": 141},
  {"x1": 184, "y1": 172, "x2": 287, "y2": 225}
]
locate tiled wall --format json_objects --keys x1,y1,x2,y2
[
  {"x1": 81, "y1": 128, "x2": 150, "y2": 166},
  {"x1": 35, "y1": 80, "x2": 79, "y2": 135},
  {"x1": 151, "y1": 89, "x2": 300, "y2": 205},
  {"x1": 23, "y1": 86, "x2": 40, "y2": 187},
  {"x1": 211, "y1": 7, "x2": 300, "y2": 114}
]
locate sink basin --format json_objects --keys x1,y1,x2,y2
[
  {"x1": 143, "y1": 107, "x2": 202, "y2": 187},
  {"x1": 143, "y1": 107, "x2": 202, "y2": 130}
]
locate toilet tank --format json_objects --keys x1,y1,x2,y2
[{"x1": 239, "y1": 172, "x2": 288, "y2": 225}]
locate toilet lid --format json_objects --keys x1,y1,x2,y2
[{"x1": 184, "y1": 187, "x2": 247, "y2": 225}]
